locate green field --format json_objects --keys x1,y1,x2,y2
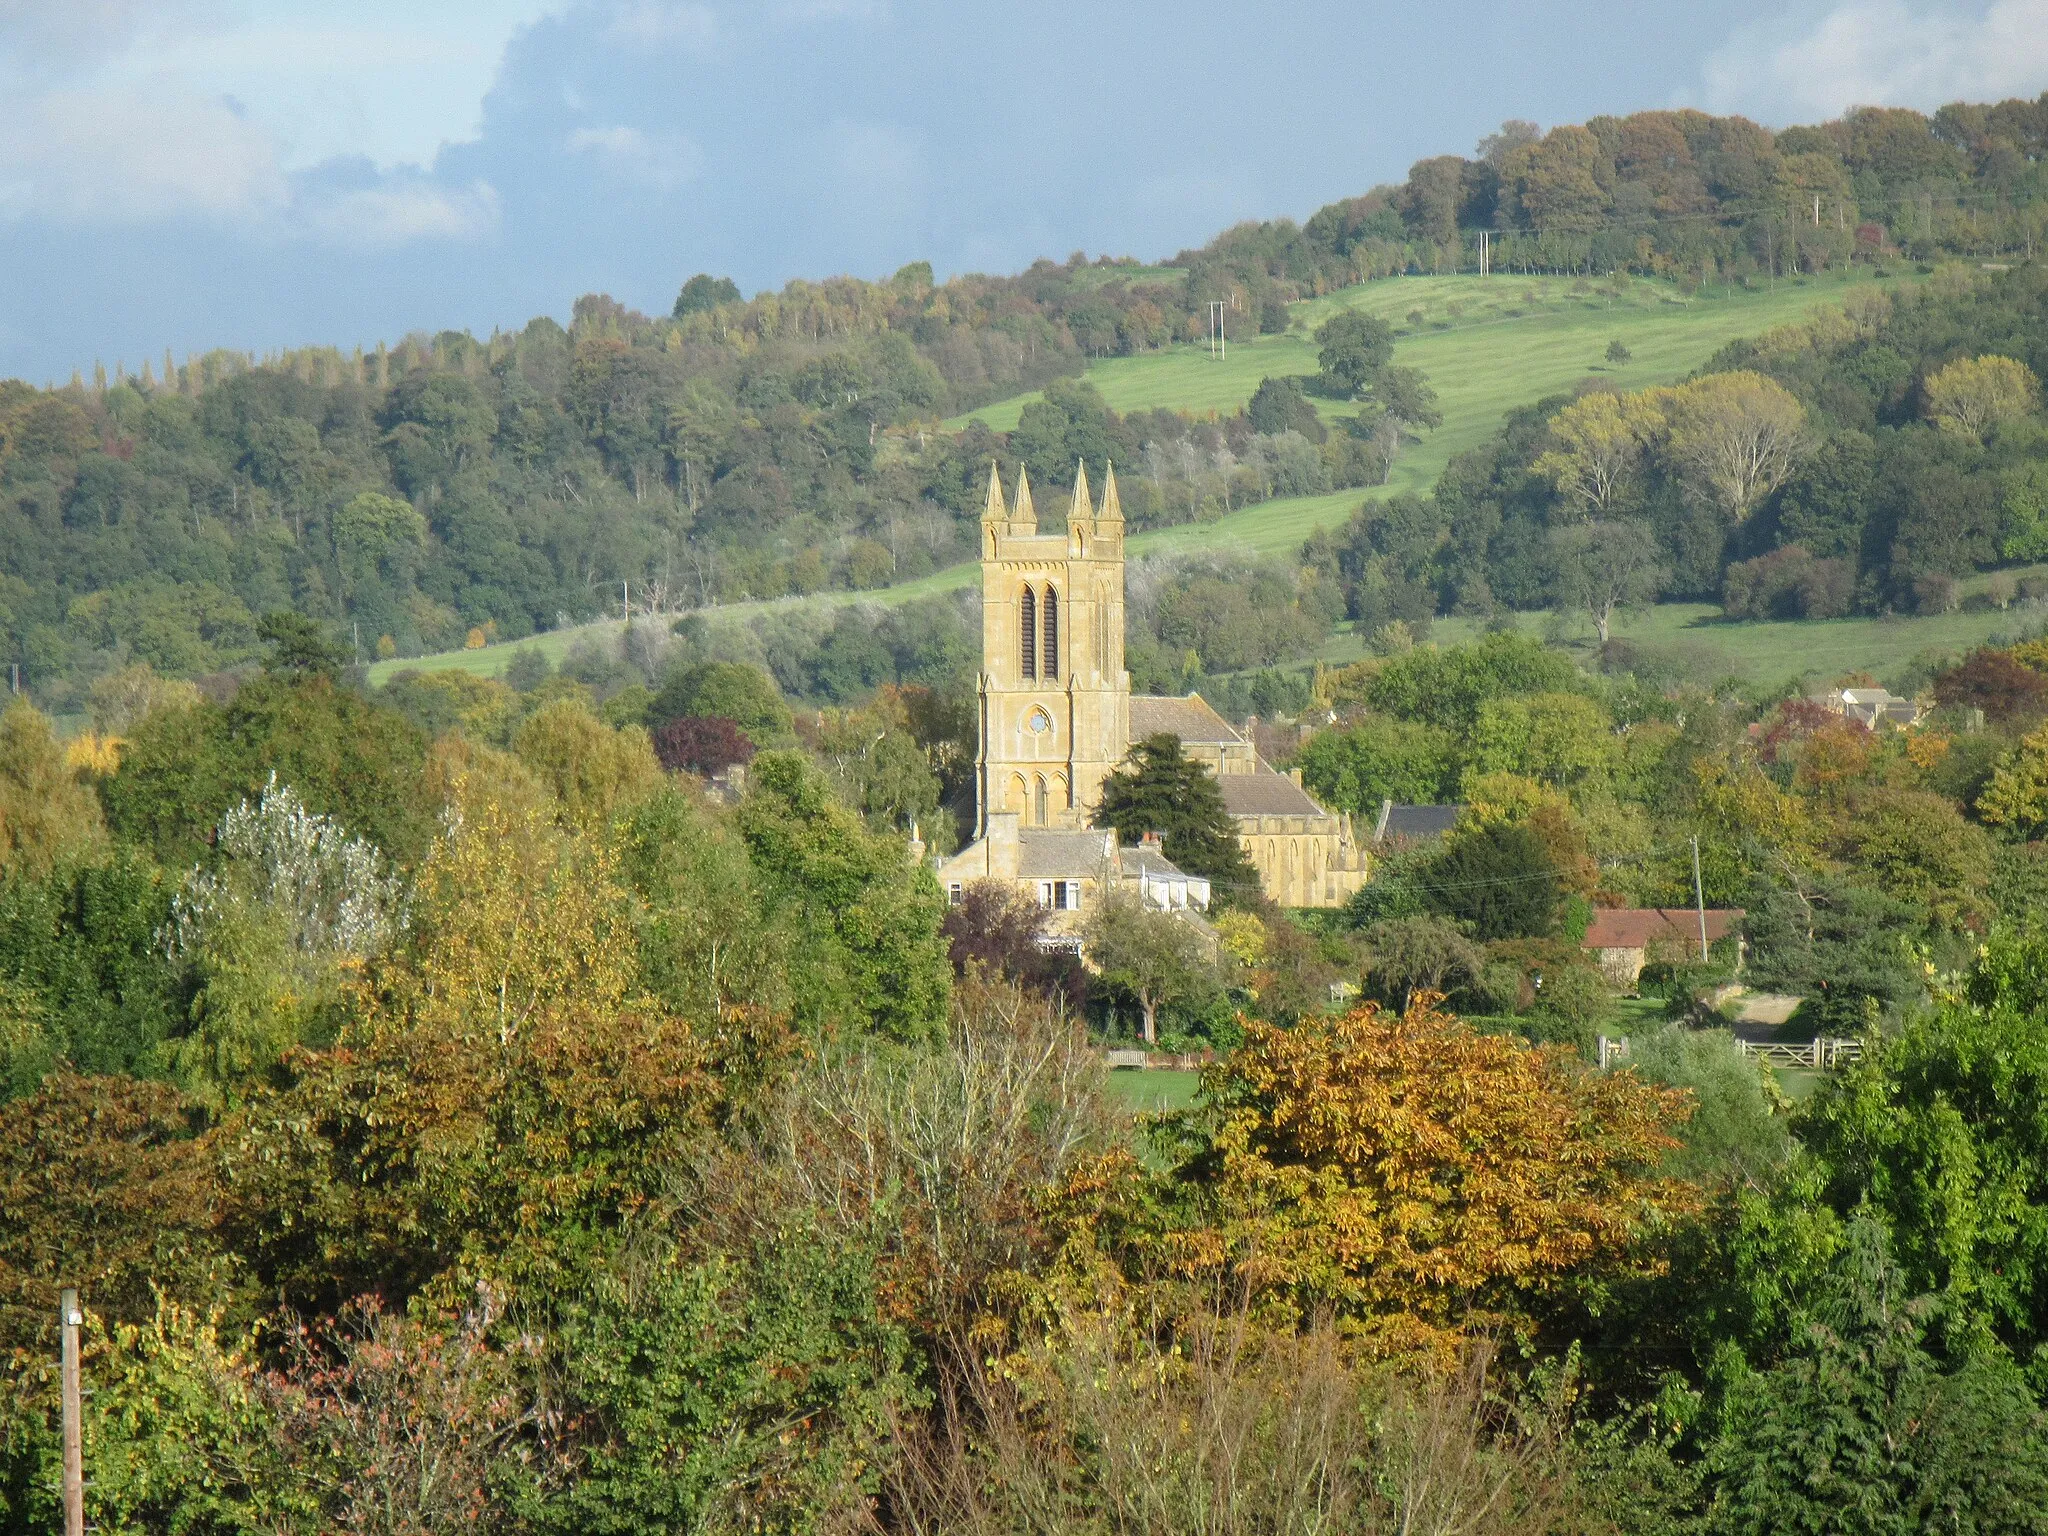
[
  {"x1": 1101, "y1": 1068, "x2": 1203, "y2": 1113},
  {"x1": 373, "y1": 268, "x2": 1921, "y2": 687}
]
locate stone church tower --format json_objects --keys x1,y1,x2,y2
[{"x1": 975, "y1": 461, "x2": 1130, "y2": 835}]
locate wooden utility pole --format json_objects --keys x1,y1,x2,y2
[
  {"x1": 60, "y1": 1287, "x2": 82, "y2": 1536},
  {"x1": 1691, "y1": 836, "x2": 1709, "y2": 962}
]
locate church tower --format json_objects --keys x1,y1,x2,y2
[{"x1": 975, "y1": 460, "x2": 1130, "y2": 836}]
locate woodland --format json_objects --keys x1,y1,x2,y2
[
  {"x1": 7, "y1": 92, "x2": 2048, "y2": 1536},
  {"x1": 6, "y1": 98, "x2": 2048, "y2": 711}
]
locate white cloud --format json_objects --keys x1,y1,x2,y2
[
  {"x1": 603, "y1": 0, "x2": 718, "y2": 49},
  {"x1": 0, "y1": 84, "x2": 287, "y2": 222},
  {"x1": 1701, "y1": 0, "x2": 2048, "y2": 123},
  {"x1": 300, "y1": 179, "x2": 502, "y2": 244},
  {"x1": 567, "y1": 124, "x2": 703, "y2": 190}
]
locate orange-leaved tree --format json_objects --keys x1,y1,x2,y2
[{"x1": 1089, "y1": 997, "x2": 1699, "y2": 1360}]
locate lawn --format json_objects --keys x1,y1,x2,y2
[{"x1": 1101, "y1": 1068, "x2": 1203, "y2": 1114}]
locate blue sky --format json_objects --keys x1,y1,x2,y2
[{"x1": 2, "y1": 0, "x2": 2045, "y2": 380}]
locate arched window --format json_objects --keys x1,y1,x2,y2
[
  {"x1": 1020, "y1": 585, "x2": 1037, "y2": 680},
  {"x1": 1034, "y1": 774, "x2": 1049, "y2": 826},
  {"x1": 1042, "y1": 586, "x2": 1059, "y2": 679}
]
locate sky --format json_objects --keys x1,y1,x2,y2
[{"x1": 2, "y1": 0, "x2": 2046, "y2": 381}]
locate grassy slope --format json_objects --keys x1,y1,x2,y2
[{"x1": 374, "y1": 268, "x2": 1918, "y2": 687}]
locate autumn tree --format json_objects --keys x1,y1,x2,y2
[
  {"x1": 512, "y1": 696, "x2": 663, "y2": 829},
  {"x1": 1532, "y1": 389, "x2": 1667, "y2": 516},
  {"x1": 1663, "y1": 371, "x2": 1807, "y2": 521},
  {"x1": 0, "y1": 699, "x2": 105, "y2": 878},
  {"x1": 1155, "y1": 999, "x2": 1695, "y2": 1357},
  {"x1": 1921, "y1": 354, "x2": 2040, "y2": 442},
  {"x1": 1977, "y1": 720, "x2": 2048, "y2": 837}
]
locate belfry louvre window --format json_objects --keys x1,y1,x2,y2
[
  {"x1": 1020, "y1": 586, "x2": 1037, "y2": 679},
  {"x1": 1042, "y1": 587, "x2": 1059, "y2": 679}
]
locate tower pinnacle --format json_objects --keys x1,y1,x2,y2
[{"x1": 1071, "y1": 459, "x2": 1093, "y2": 523}]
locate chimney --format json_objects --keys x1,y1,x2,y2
[{"x1": 1140, "y1": 830, "x2": 1163, "y2": 850}]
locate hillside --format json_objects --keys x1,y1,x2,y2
[{"x1": 371, "y1": 267, "x2": 1911, "y2": 688}]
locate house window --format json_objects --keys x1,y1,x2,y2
[
  {"x1": 948, "y1": 882, "x2": 963, "y2": 906},
  {"x1": 1020, "y1": 585, "x2": 1037, "y2": 679},
  {"x1": 1037, "y1": 880, "x2": 1078, "y2": 910},
  {"x1": 1042, "y1": 586, "x2": 1059, "y2": 679},
  {"x1": 1062, "y1": 880, "x2": 1080, "y2": 910}
]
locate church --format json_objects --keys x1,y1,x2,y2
[{"x1": 931, "y1": 461, "x2": 1370, "y2": 925}]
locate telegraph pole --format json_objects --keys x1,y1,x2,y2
[
  {"x1": 1691, "y1": 836, "x2": 1709, "y2": 962},
  {"x1": 60, "y1": 1288, "x2": 82, "y2": 1536}
]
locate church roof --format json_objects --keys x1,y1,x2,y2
[
  {"x1": 1372, "y1": 803, "x2": 1463, "y2": 844},
  {"x1": 1017, "y1": 830, "x2": 1117, "y2": 879},
  {"x1": 1216, "y1": 770, "x2": 1331, "y2": 818},
  {"x1": 1129, "y1": 694, "x2": 1244, "y2": 745}
]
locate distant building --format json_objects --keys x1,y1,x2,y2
[
  {"x1": 1827, "y1": 687, "x2": 1919, "y2": 728},
  {"x1": 930, "y1": 462, "x2": 1370, "y2": 914},
  {"x1": 1582, "y1": 907, "x2": 1745, "y2": 990}
]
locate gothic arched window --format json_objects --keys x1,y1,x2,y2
[
  {"x1": 1034, "y1": 774, "x2": 1049, "y2": 826},
  {"x1": 1042, "y1": 586, "x2": 1059, "y2": 680},
  {"x1": 1020, "y1": 585, "x2": 1037, "y2": 679}
]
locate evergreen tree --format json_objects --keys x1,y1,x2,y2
[{"x1": 1092, "y1": 733, "x2": 1258, "y2": 907}]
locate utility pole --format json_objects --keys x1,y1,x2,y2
[
  {"x1": 1207, "y1": 301, "x2": 1228, "y2": 361},
  {"x1": 1479, "y1": 229, "x2": 1490, "y2": 276},
  {"x1": 60, "y1": 1287, "x2": 82, "y2": 1536},
  {"x1": 1691, "y1": 836, "x2": 1709, "y2": 962}
]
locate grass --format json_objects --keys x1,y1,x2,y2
[
  {"x1": 1301, "y1": 576, "x2": 2044, "y2": 690},
  {"x1": 377, "y1": 268, "x2": 1922, "y2": 687},
  {"x1": 1101, "y1": 1068, "x2": 1203, "y2": 1114}
]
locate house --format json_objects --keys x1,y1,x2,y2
[
  {"x1": 1582, "y1": 907, "x2": 1745, "y2": 990},
  {"x1": 936, "y1": 819, "x2": 1211, "y2": 941},
  {"x1": 1830, "y1": 687, "x2": 1919, "y2": 728},
  {"x1": 929, "y1": 461, "x2": 1370, "y2": 914},
  {"x1": 1371, "y1": 800, "x2": 1463, "y2": 849}
]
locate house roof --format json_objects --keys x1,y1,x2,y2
[
  {"x1": 1216, "y1": 770, "x2": 1329, "y2": 818},
  {"x1": 1373, "y1": 803, "x2": 1462, "y2": 844},
  {"x1": 1582, "y1": 907, "x2": 1744, "y2": 951},
  {"x1": 1017, "y1": 830, "x2": 1115, "y2": 879},
  {"x1": 1129, "y1": 694, "x2": 1244, "y2": 745},
  {"x1": 1124, "y1": 846, "x2": 1206, "y2": 887}
]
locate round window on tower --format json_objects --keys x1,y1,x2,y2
[{"x1": 1027, "y1": 708, "x2": 1052, "y2": 736}]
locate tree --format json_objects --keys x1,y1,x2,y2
[
  {"x1": 1359, "y1": 914, "x2": 1480, "y2": 1007},
  {"x1": 1708, "y1": 1219, "x2": 2048, "y2": 1535},
  {"x1": 0, "y1": 699, "x2": 105, "y2": 879},
  {"x1": 1312, "y1": 310, "x2": 1395, "y2": 399},
  {"x1": 1469, "y1": 692, "x2": 1619, "y2": 788},
  {"x1": 164, "y1": 775, "x2": 405, "y2": 1109},
  {"x1": 1663, "y1": 371, "x2": 1807, "y2": 521},
  {"x1": 1921, "y1": 354, "x2": 2039, "y2": 442},
  {"x1": 650, "y1": 715, "x2": 754, "y2": 777},
  {"x1": 672, "y1": 273, "x2": 741, "y2": 317},
  {"x1": 940, "y1": 880, "x2": 1084, "y2": 1008},
  {"x1": 1245, "y1": 375, "x2": 1326, "y2": 442},
  {"x1": 0, "y1": 1073, "x2": 218, "y2": 1353},
  {"x1": 736, "y1": 751, "x2": 951, "y2": 1044},
  {"x1": 648, "y1": 660, "x2": 793, "y2": 746},
  {"x1": 1420, "y1": 821, "x2": 1563, "y2": 940},
  {"x1": 1092, "y1": 733, "x2": 1258, "y2": 905},
  {"x1": 1081, "y1": 894, "x2": 1217, "y2": 1044},
  {"x1": 1154, "y1": 997, "x2": 1694, "y2": 1356},
  {"x1": 1548, "y1": 519, "x2": 1664, "y2": 642},
  {"x1": 1977, "y1": 720, "x2": 2048, "y2": 837},
  {"x1": 1371, "y1": 365, "x2": 1442, "y2": 431},
  {"x1": 256, "y1": 610, "x2": 349, "y2": 677},
  {"x1": 1605, "y1": 339, "x2": 1631, "y2": 364},
  {"x1": 1533, "y1": 389, "x2": 1667, "y2": 516},
  {"x1": 1934, "y1": 648, "x2": 2048, "y2": 724},
  {"x1": 511, "y1": 697, "x2": 663, "y2": 829},
  {"x1": 1295, "y1": 716, "x2": 1456, "y2": 813}
]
